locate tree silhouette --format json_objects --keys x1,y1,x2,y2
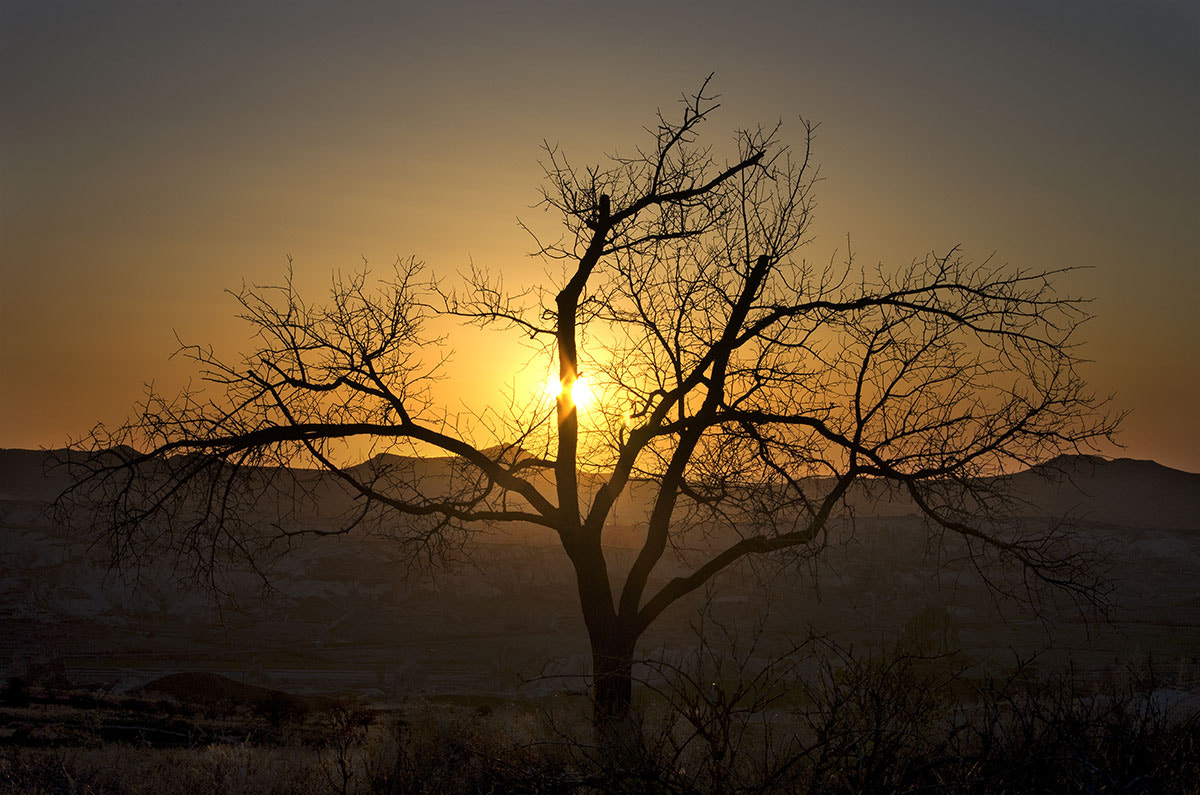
[{"x1": 60, "y1": 78, "x2": 1117, "y2": 732}]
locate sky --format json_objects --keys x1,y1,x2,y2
[{"x1": 2, "y1": 0, "x2": 1197, "y2": 472}]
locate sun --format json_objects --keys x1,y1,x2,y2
[{"x1": 546, "y1": 371, "x2": 595, "y2": 411}]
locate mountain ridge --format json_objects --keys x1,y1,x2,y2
[{"x1": 3, "y1": 448, "x2": 1197, "y2": 530}]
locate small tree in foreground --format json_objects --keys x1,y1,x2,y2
[{"x1": 60, "y1": 78, "x2": 1117, "y2": 734}]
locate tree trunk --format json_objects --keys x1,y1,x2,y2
[
  {"x1": 592, "y1": 629, "x2": 636, "y2": 726},
  {"x1": 565, "y1": 532, "x2": 638, "y2": 736},
  {"x1": 588, "y1": 634, "x2": 652, "y2": 782}
]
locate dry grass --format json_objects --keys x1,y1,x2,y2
[{"x1": 3, "y1": 655, "x2": 1199, "y2": 794}]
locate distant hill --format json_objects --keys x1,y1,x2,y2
[
  {"x1": 1005, "y1": 455, "x2": 1200, "y2": 530},
  {"x1": 3, "y1": 448, "x2": 1196, "y2": 531},
  {"x1": 0, "y1": 448, "x2": 71, "y2": 502}
]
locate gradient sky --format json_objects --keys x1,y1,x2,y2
[{"x1": 3, "y1": 0, "x2": 1197, "y2": 471}]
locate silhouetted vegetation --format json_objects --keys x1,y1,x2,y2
[{"x1": 2, "y1": 643, "x2": 1197, "y2": 793}]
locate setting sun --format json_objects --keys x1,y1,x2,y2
[{"x1": 546, "y1": 371, "x2": 595, "y2": 411}]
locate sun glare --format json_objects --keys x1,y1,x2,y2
[{"x1": 546, "y1": 371, "x2": 595, "y2": 411}]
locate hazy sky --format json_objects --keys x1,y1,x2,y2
[{"x1": 3, "y1": 0, "x2": 1197, "y2": 471}]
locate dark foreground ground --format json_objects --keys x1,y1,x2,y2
[{"x1": 3, "y1": 649, "x2": 1200, "y2": 794}]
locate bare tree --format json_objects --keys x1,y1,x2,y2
[{"x1": 59, "y1": 78, "x2": 1118, "y2": 733}]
